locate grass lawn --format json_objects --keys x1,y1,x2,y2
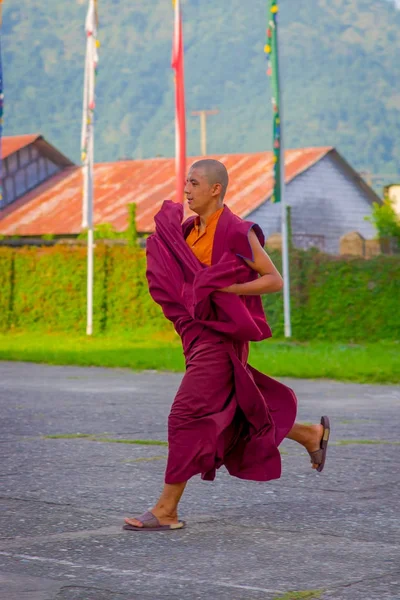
[{"x1": 0, "y1": 330, "x2": 399, "y2": 384}]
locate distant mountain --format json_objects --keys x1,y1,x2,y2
[{"x1": 3, "y1": 0, "x2": 400, "y2": 185}]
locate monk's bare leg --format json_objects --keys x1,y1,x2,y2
[
  {"x1": 125, "y1": 482, "x2": 187, "y2": 528},
  {"x1": 286, "y1": 422, "x2": 324, "y2": 469}
]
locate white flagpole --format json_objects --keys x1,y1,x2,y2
[
  {"x1": 281, "y1": 171, "x2": 292, "y2": 338},
  {"x1": 275, "y1": 9, "x2": 291, "y2": 338},
  {"x1": 81, "y1": 50, "x2": 89, "y2": 230},
  {"x1": 174, "y1": 0, "x2": 180, "y2": 180},
  {"x1": 81, "y1": 0, "x2": 98, "y2": 336}
]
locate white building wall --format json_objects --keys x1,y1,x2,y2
[
  {"x1": 387, "y1": 184, "x2": 400, "y2": 216},
  {"x1": 248, "y1": 154, "x2": 377, "y2": 254}
]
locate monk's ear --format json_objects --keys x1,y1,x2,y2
[{"x1": 212, "y1": 183, "x2": 222, "y2": 198}]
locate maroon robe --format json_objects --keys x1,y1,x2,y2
[{"x1": 146, "y1": 200, "x2": 297, "y2": 484}]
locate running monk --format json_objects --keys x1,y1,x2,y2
[{"x1": 124, "y1": 159, "x2": 330, "y2": 532}]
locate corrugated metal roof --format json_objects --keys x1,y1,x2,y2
[
  {"x1": 0, "y1": 147, "x2": 333, "y2": 236},
  {"x1": 2, "y1": 134, "x2": 42, "y2": 159}
]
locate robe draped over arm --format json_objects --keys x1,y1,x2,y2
[{"x1": 146, "y1": 200, "x2": 297, "y2": 484}]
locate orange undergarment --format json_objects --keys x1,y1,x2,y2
[{"x1": 185, "y1": 207, "x2": 224, "y2": 266}]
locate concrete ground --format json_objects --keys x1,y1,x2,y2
[{"x1": 0, "y1": 361, "x2": 399, "y2": 600}]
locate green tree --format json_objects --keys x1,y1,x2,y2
[
  {"x1": 78, "y1": 223, "x2": 125, "y2": 241},
  {"x1": 367, "y1": 197, "x2": 400, "y2": 248},
  {"x1": 127, "y1": 203, "x2": 138, "y2": 246}
]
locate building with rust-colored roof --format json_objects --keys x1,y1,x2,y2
[
  {"x1": 0, "y1": 135, "x2": 379, "y2": 253},
  {"x1": 1, "y1": 134, "x2": 74, "y2": 210}
]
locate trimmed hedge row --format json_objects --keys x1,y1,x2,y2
[
  {"x1": 263, "y1": 249, "x2": 400, "y2": 341},
  {"x1": 0, "y1": 245, "x2": 399, "y2": 341},
  {"x1": 0, "y1": 245, "x2": 165, "y2": 334}
]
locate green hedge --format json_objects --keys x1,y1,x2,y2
[
  {"x1": 0, "y1": 245, "x2": 164, "y2": 335},
  {"x1": 103, "y1": 246, "x2": 165, "y2": 332},
  {"x1": 0, "y1": 245, "x2": 399, "y2": 341},
  {"x1": 0, "y1": 248, "x2": 14, "y2": 331},
  {"x1": 263, "y1": 249, "x2": 400, "y2": 341}
]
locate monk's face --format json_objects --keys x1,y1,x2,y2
[{"x1": 184, "y1": 167, "x2": 218, "y2": 215}]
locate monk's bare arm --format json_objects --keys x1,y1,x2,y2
[{"x1": 220, "y1": 229, "x2": 283, "y2": 295}]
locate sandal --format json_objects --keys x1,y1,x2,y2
[
  {"x1": 123, "y1": 511, "x2": 186, "y2": 532},
  {"x1": 308, "y1": 415, "x2": 330, "y2": 473}
]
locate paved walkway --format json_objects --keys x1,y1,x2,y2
[{"x1": 0, "y1": 361, "x2": 399, "y2": 600}]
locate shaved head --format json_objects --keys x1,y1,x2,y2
[{"x1": 190, "y1": 159, "x2": 229, "y2": 200}]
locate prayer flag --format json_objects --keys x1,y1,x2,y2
[{"x1": 265, "y1": 0, "x2": 281, "y2": 203}]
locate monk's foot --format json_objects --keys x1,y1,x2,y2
[
  {"x1": 303, "y1": 424, "x2": 324, "y2": 470},
  {"x1": 124, "y1": 506, "x2": 179, "y2": 529}
]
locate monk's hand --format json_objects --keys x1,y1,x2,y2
[{"x1": 218, "y1": 284, "x2": 239, "y2": 294}]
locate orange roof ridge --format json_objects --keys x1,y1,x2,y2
[{"x1": 2, "y1": 134, "x2": 42, "y2": 159}]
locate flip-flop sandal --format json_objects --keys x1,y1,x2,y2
[
  {"x1": 123, "y1": 511, "x2": 186, "y2": 532},
  {"x1": 308, "y1": 415, "x2": 330, "y2": 473}
]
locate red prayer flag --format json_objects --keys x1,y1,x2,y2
[{"x1": 171, "y1": 0, "x2": 186, "y2": 204}]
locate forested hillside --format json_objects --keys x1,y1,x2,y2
[{"x1": 2, "y1": 0, "x2": 400, "y2": 180}]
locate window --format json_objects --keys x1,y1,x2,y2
[
  {"x1": 1, "y1": 151, "x2": 62, "y2": 207},
  {"x1": 6, "y1": 153, "x2": 18, "y2": 174},
  {"x1": 31, "y1": 146, "x2": 39, "y2": 160},
  {"x1": 26, "y1": 161, "x2": 39, "y2": 190},
  {"x1": 15, "y1": 169, "x2": 26, "y2": 197},
  {"x1": 38, "y1": 158, "x2": 48, "y2": 180},
  {"x1": 2, "y1": 177, "x2": 15, "y2": 207},
  {"x1": 19, "y1": 147, "x2": 30, "y2": 167}
]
